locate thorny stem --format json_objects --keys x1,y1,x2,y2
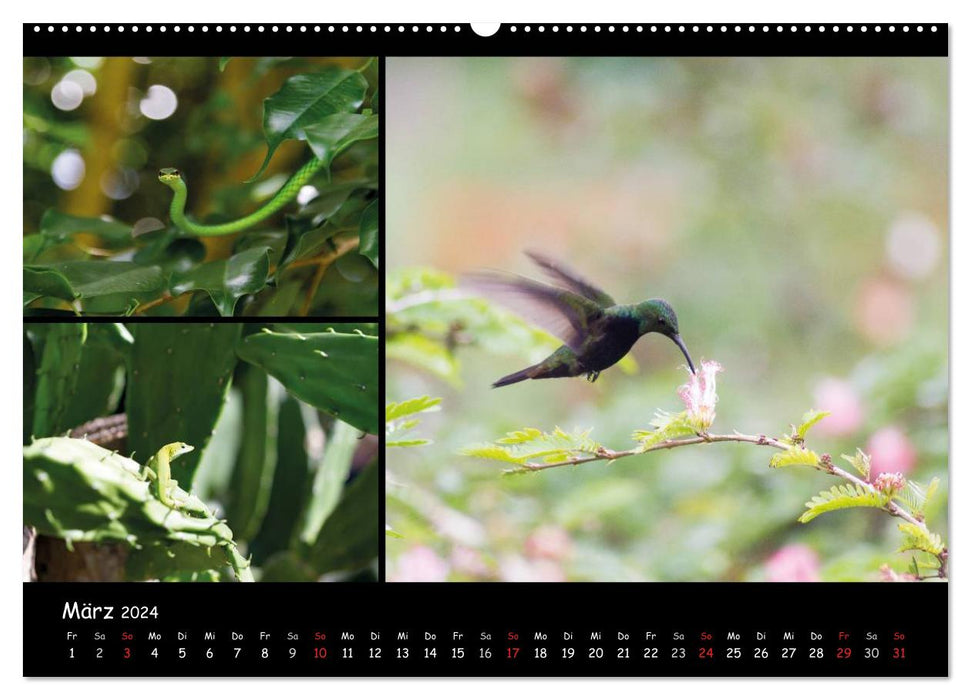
[{"x1": 509, "y1": 429, "x2": 944, "y2": 574}]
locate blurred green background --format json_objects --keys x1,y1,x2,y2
[{"x1": 386, "y1": 57, "x2": 948, "y2": 582}]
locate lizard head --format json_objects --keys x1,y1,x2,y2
[{"x1": 167, "y1": 442, "x2": 195, "y2": 459}]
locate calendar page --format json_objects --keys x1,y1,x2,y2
[{"x1": 22, "y1": 22, "x2": 948, "y2": 678}]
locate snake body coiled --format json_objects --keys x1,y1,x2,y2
[{"x1": 158, "y1": 157, "x2": 324, "y2": 237}]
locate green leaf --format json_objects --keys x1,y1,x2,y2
[
  {"x1": 251, "y1": 68, "x2": 369, "y2": 181},
  {"x1": 226, "y1": 367, "x2": 280, "y2": 542},
  {"x1": 236, "y1": 328, "x2": 378, "y2": 434},
  {"x1": 795, "y1": 409, "x2": 830, "y2": 440},
  {"x1": 170, "y1": 247, "x2": 271, "y2": 316},
  {"x1": 298, "y1": 420, "x2": 359, "y2": 545},
  {"x1": 897, "y1": 522, "x2": 945, "y2": 556},
  {"x1": 841, "y1": 449, "x2": 871, "y2": 480},
  {"x1": 358, "y1": 199, "x2": 378, "y2": 267},
  {"x1": 633, "y1": 410, "x2": 695, "y2": 449},
  {"x1": 387, "y1": 333, "x2": 460, "y2": 384},
  {"x1": 303, "y1": 112, "x2": 378, "y2": 168},
  {"x1": 126, "y1": 324, "x2": 241, "y2": 483},
  {"x1": 386, "y1": 396, "x2": 441, "y2": 423},
  {"x1": 307, "y1": 462, "x2": 378, "y2": 574},
  {"x1": 769, "y1": 445, "x2": 820, "y2": 469},
  {"x1": 39, "y1": 209, "x2": 133, "y2": 243},
  {"x1": 798, "y1": 483, "x2": 887, "y2": 523},
  {"x1": 24, "y1": 261, "x2": 166, "y2": 304},
  {"x1": 218, "y1": 57, "x2": 232, "y2": 72},
  {"x1": 462, "y1": 427, "x2": 602, "y2": 466},
  {"x1": 386, "y1": 396, "x2": 440, "y2": 448},
  {"x1": 32, "y1": 324, "x2": 87, "y2": 437}
]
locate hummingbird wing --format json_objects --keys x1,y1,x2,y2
[
  {"x1": 462, "y1": 272, "x2": 603, "y2": 352},
  {"x1": 524, "y1": 250, "x2": 616, "y2": 307}
]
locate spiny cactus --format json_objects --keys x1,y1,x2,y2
[
  {"x1": 126, "y1": 323, "x2": 240, "y2": 482},
  {"x1": 236, "y1": 328, "x2": 378, "y2": 434}
]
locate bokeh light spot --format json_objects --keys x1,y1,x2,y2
[
  {"x1": 51, "y1": 80, "x2": 84, "y2": 111},
  {"x1": 886, "y1": 211, "x2": 941, "y2": 280},
  {"x1": 139, "y1": 84, "x2": 178, "y2": 120},
  {"x1": 63, "y1": 69, "x2": 97, "y2": 96},
  {"x1": 51, "y1": 149, "x2": 85, "y2": 190}
]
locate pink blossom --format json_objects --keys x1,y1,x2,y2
[
  {"x1": 812, "y1": 378, "x2": 864, "y2": 437},
  {"x1": 879, "y1": 564, "x2": 918, "y2": 582},
  {"x1": 873, "y1": 471, "x2": 906, "y2": 494},
  {"x1": 765, "y1": 544, "x2": 821, "y2": 582},
  {"x1": 855, "y1": 277, "x2": 914, "y2": 345},
  {"x1": 450, "y1": 546, "x2": 491, "y2": 578},
  {"x1": 390, "y1": 546, "x2": 450, "y2": 582},
  {"x1": 524, "y1": 525, "x2": 574, "y2": 561},
  {"x1": 867, "y1": 426, "x2": 917, "y2": 478},
  {"x1": 678, "y1": 360, "x2": 722, "y2": 430}
]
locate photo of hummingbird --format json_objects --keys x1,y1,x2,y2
[{"x1": 464, "y1": 251, "x2": 696, "y2": 388}]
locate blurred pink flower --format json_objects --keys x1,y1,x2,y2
[
  {"x1": 499, "y1": 555, "x2": 566, "y2": 582},
  {"x1": 524, "y1": 525, "x2": 574, "y2": 561},
  {"x1": 812, "y1": 377, "x2": 864, "y2": 437},
  {"x1": 867, "y1": 426, "x2": 917, "y2": 478},
  {"x1": 765, "y1": 544, "x2": 821, "y2": 582},
  {"x1": 391, "y1": 546, "x2": 450, "y2": 582},
  {"x1": 879, "y1": 564, "x2": 918, "y2": 582},
  {"x1": 855, "y1": 277, "x2": 914, "y2": 346},
  {"x1": 678, "y1": 360, "x2": 722, "y2": 430},
  {"x1": 450, "y1": 546, "x2": 491, "y2": 578}
]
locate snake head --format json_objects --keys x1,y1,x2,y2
[{"x1": 158, "y1": 167, "x2": 183, "y2": 184}]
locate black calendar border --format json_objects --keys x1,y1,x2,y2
[
  {"x1": 24, "y1": 582, "x2": 949, "y2": 677},
  {"x1": 23, "y1": 23, "x2": 948, "y2": 57}
]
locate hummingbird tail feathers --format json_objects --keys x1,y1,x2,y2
[{"x1": 492, "y1": 365, "x2": 540, "y2": 388}]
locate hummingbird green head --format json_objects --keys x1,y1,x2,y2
[{"x1": 634, "y1": 299, "x2": 695, "y2": 374}]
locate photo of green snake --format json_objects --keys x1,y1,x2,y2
[{"x1": 23, "y1": 57, "x2": 379, "y2": 317}]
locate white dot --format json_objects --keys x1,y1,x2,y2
[
  {"x1": 139, "y1": 84, "x2": 178, "y2": 120},
  {"x1": 51, "y1": 149, "x2": 85, "y2": 190},
  {"x1": 51, "y1": 80, "x2": 84, "y2": 111}
]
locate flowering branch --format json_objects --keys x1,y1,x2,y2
[{"x1": 462, "y1": 361, "x2": 947, "y2": 580}]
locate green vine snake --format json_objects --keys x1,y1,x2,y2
[{"x1": 158, "y1": 156, "x2": 323, "y2": 236}]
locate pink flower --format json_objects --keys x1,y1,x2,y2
[
  {"x1": 812, "y1": 378, "x2": 864, "y2": 437},
  {"x1": 678, "y1": 360, "x2": 722, "y2": 430},
  {"x1": 867, "y1": 426, "x2": 917, "y2": 478},
  {"x1": 450, "y1": 546, "x2": 491, "y2": 578},
  {"x1": 765, "y1": 544, "x2": 821, "y2": 582},
  {"x1": 390, "y1": 546, "x2": 450, "y2": 582},
  {"x1": 524, "y1": 525, "x2": 574, "y2": 561},
  {"x1": 873, "y1": 471, "x2": 906, "y2": 494},
  {"x1": 879, "y1": 564, "x2": 918, "y2": 582}
]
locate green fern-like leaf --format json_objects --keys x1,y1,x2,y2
[
  {"x1": 841, "y1": 449, "x2": 871, "y2": 480},
  {"x1": 462, "y1": 426, "x2": 602, "y2": 466},
  {"x1": 897, "y1": 522, "x2": 945, "y2": 556},
  {"x1": 386, "y1": 396, "x2": 441, "y2": 423},
  {"x1": 770, "y1": 445, "x2": 820, "y2": 469},
  {"x1": 633, "y1": 410, "x2": 695, "y2": 449},
  {"x1": 795, "y1": 409, "x2": 830, "y2": 440},
  {"x1": 798, "y1": 483, "x2": 887, "y2": 523},
  {"x1": 386, "y1": 395, "x2": 441, "y2": 448}
]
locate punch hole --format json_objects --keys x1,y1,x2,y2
[{"x1": 471, "y1": 23, "x2": 500, "y2": 37}]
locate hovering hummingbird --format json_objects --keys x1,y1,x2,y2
[{"x1": 464, "y1": 251, "x2": 695, "y2": 388}]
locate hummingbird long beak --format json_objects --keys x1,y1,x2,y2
[{"x1": 671, "y1": 334, "x2": 696, "y2": 374}]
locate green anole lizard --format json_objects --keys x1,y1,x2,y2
[{"x1": 140, "y1": 442, "x2": 194, "y2": 508}]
